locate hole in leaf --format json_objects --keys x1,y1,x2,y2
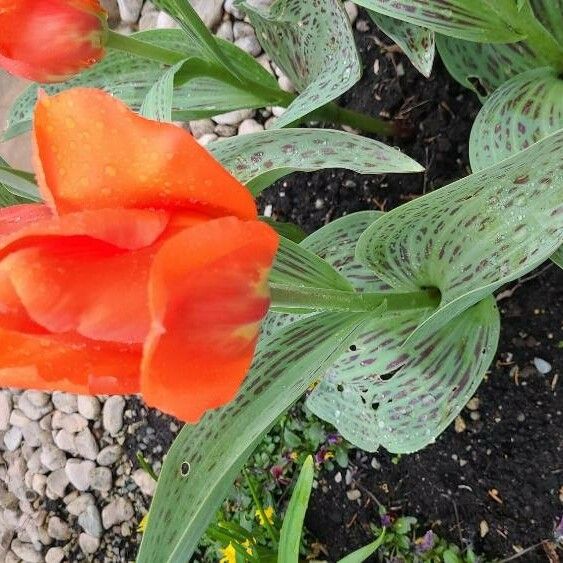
[
  {"x1": 371, "y1": 402, "x2": 380, "y2": 411},
  {"x1": 349, "y1": 344, "x2": 357, "y2": 351},
  {"x1": 467, "y1": 75, "x2": 488, "y2": 98},
  {"x1": 337, "y1": 384, "x2": 344, "y2": 392},
  {"x1": 180, "y1": 461, "x2": 191, "y2": 477},
  {"x1": 380, "y1": 372, "x2": 395, "y2": 382}
]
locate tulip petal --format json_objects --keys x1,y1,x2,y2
[
  {"x1": 141, "y1": 217, "x2": 279, "y2": 422},
  {"x1": 33, "y1": 88, "x2": 257, "y2": 219},
  {"x1": 0, "y1": 208, "x2": 170, "y2": 258},
  {"x1": 0, "y1": 326, "x2": 141, "y2": 395},
  {"x1": 4, "y1": 241, "x2": 154, "y2": 344},
  {"x1": 0, "y1": 204, "x2": 52, "y2": 238},
  {"x1": 0, "y1": 0, "x2": 106, "y2": 83}
]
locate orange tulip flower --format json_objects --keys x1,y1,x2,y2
[
  {"x1": 0, "y1": 0, "x2": 108, "y2": 82},
  {"x1": 0, "y1": 88, "x2": 279, "y2": 422}
]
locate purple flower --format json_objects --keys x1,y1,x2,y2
[
  {"x1": 555, "y1": 516, "x2": 563, "y2": 543},
  {"x1": 326, "y1": 433, "x2": 341, "y2": 445},
  {"x1": 380, "y1": 513, "x2": 392, "y2": 528},
  {"x1": 415, "y1": 530, "x2": 435, "y2": 554}
]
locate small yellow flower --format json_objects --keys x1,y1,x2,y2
[
  {"x1": 255, "y1": 506, "x2": 275, "y2": 526},
  {"x1": 219, "y1": 543, "x2": 237, "y2": 563},
  {"x1": 242, "y1": 539, "x2": 254, "y2": 556},
  {"x1": 289, "y1": 451, "x2": 298, "y2": 461},
  {"x1": 137, "y1": 514, "x2": 148, "y2": 534},
  {"x1": 325, "y1": 451, "x2": 334, "y2": 460}
]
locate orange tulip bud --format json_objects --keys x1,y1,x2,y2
[
  {"x1": 0, "y1": 0, "x2": 108, "y2": 83},
  {"x1": 0, "y1": 88, "x2": 279, "y2": 423}
]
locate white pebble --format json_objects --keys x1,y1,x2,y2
[
  {"x1": 238, "y1": 119, "x2": 264, "y2": 135},
  {"x1": 102, "y1": 397, "x2": 125, "y2": 436},
  {"x1": 65, "y1": 459, "x2": 95, "y2": 491},
  {"x1": 77, "y1": 396, "x2": 101, "y2": 420},
  {"x1": 533, "y1": 357, "x2": 552, "y2": 374}
]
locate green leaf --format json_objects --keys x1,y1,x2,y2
[
  {"x1": 238, "y1": 0, "x2": 361, "y2": 128},
  {"x1": 308, "y1": 297, "x2": 500, "y2": 453},
  {"x1": 437, "y1": 34, "x2": 543, "y2": 101},
  {"x1": 278, "y1": 456, "x2": 314, "y2": 563},
  {"x1": 271, "y1": 237, "x2": 354, "y2": 292},
  {"x1": 443, "y1": 549, "x2": 463, "y2": 563},
  {"x1": 530, "y1": 0, "x2": 563, "y2": 46},
  {"x1": 356, "y1": 129, "x2": 563, "y2": 344},
  {"x1": 0, "y1": 160, "x2": 41, "y2": 203},
  {"x1": 150, "y1": 0, "x2": 232, "y2": 73},
  {"x1": 337, "y1": 530, "x2": 386, "y2": 563},
  {"x1": 354, "y1": 0, "x2": 524, "y2": 42},
  {"x1": 4, "y1": 30, "x2": 277, "y2": 140},
  {"x1": 368, "y1": 12, "x2": 435, "y2": 77},
  {"x1": 551, "y1": 246, "x2": 563, "y2": 269},
  {"x1": 469, "y1": 68, "x2": 563, "y2": 172},
  {"x1": 137, "y1": 312, "x2": 366, "y2": 562},
  {"x1": 393, "y1": 516, "x2": 417, "y2": 534},
  {"x1": 260, "y1": 218, "x2": 307, "y2": 244},
  {"x1": 209, "y1": 129, "x2": 423, "y2": 196}
]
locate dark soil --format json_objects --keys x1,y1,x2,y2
[{"x1": 259, "y1": 13, "x2": 563, "y2": 563}]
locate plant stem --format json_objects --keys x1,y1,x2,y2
[
  {"x1": 106, "y1": 31, "x2": 400, "y2": 136},
  {"x1": 243, "y1": 469, "x2": 279, "y2": 549},
  {"x1": 269, "y1": 284, "x2": 440, "y2": 313}
]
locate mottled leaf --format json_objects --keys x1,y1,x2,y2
[
  {"x1": 354, "y1": 0, "x2": 524, "y2": 42},
  {"x1": 0, "y1": 160, "x2": 41, "y2": 203},
  {"x1": 137, "y1": 311, "x2": 365, "y2": 562},
  {"x1": 368, "y1": 12, "x2": 435, "y2": 77},
  {"x1": 551, "y1": 246, "x2": 563, "y2": 269},
  {"x1": 307, "y1": 296, "x2": 500, "y2": 453},
  {"x1": 357, "y1": 129, "x2": 563, "y2": 343},
  {"x1": 4, "y1": 30, "x2": 279, "y2": 139},
  {"x1": 261, "y1": 218, "x2": 306, "y2": 243},
  {"x1": 209, "y1": 129, "x2": 423, "y2": 195},
  {"x1": 437, "y1": 34, "x2": 541, "y2": 101},
  {"x1": 271, "y1": 237, "x2": 353, "y2": 292},
  {"x1": 238, "y1": 0, "x2": 361, "y2": 128},
  {"x1": 469, "y1": 68, "x2": 563, "y2": 172},
  {"x1": 530, "y1": 0, "x2": 563, "y2": 46}
]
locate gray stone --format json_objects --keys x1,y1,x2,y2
[
  {"x1": 215, "y1": 124, "x2": 237, "y2": 137},
  {"x1": 3, "y1": 428, "x2": 22, "y2": 451},
  {"x1": 344, "y1": 1, "x2": 359, "y2": 24},
  {"x1": 10, "y1": 539, "x2": 42, "y2": 562},
  {"x1": 117, "y1": 0, "x2": 143, "y2": 23},
  {"x1": 65, "y1": 459, "x2": 95, "y2": 491},
  {"x1": 189, "y1": 118, "x2": 215, "y2": 139},
  {"x1": 89, "y1": 467, "x2": 112, "y2": 492},
  {"x1": 54, "y1": 429, "x2": 76, "y2": 455},
  {"x1": 96, "y1": 445, "x2": 122, "y2": 466},
  {"x1": 197, "y1": 133, "x2": 218, "y2": 146},
  {"x1": 79, "y1": 532, "x2": 100, "y2": 554},
  {"x1": 0, "y1": 392, "x2": 12, "y2": 431},
  {"x1": 9, "y1": 409, "x2": 30, "y2": 428},
  {"x1": 139, "y1": 4, "x2": 159, "y2": 30},
  {"x1": 78, "y1": 504, "x2": 102, "y2": 538},
  {"x1": 45, "y1": 546, "x2": 65, "y2": 563},
  {"x1": 18, "y1": 392, "x2": 52, "y2": 420},
  {"x1": 156, "y1": 11, "x2": 180, "y2": 29},
  {"x1": 77, "y1": 396, "x2": 101, "y2": 420},
  {"x1": 75, "y1": 428, "x2": 99, "y2": 461},
  {"x1": 41, "y1": 445, "x2": 67, "y2": 472},
  {"x1": 233, "y1": 21, "x2": 255, "y2": 40},
  {"x1": 102, "y1": 498, "x2": 134, "y2": 529},
  {"x1": 31, "y1": 474, "x2": 46, "y2": 496},
  {"x1": 216, "y1": 20, "x2": 234, "y2": 42},
  {"x1": 52, "y1": 412, "x2": 88, "y2": 433},
  {"x1": 66, "y1": 493, "x2": 95, "y2": 516},
  {"x1": 47, "y1": 516, "x2": 71, "y2": 541},
  {"x1": 238, "y1": 119, "x2": 264, "y2": 135},
  {"x1": 224, "y1": 0, "x2": 244, "y2": 19},
  {"x1": 51, "y1": 392, "x2": 77, "y2": 414},
  {"x1": 46, "y1": 469, "x2": 69, "y2": 499},
  {"x1": 234, "y1": 36, "x2": 262, "y2": 57},
  {"x1": 21, "y1": 421, "x2": 45, "y2": 449},
  {"x1": 190, "y1": 0, "x2": 223, "y2": 29},
  {"x1": 102, "y1": 397, "x2": 125, "y2": 436},
  {"x1": 100, "y1": 0, "x2": 121, "y2": 24},
  {"x1": 25, "y1": 392, "x2": 50, "y2": 408},
  {"x1": 533, "y1": 357, "x2": 552, "y2": 374},
  {"x1": 133, "y1": 469, "x2": 156, "y2": 496},
  {"x1": 213, "y1": 109, "x2": 254, "y2": 126}
]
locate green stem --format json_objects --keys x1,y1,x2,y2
[
  {"x1": 243, "y1": 469, "x2": 279, "y2": 549},
  {"x1": 106, "y1": 31, "x2": 401, "y2": 136},
  {"x1": 270, "y1": 284, "x2": 440, "y2": 313}
]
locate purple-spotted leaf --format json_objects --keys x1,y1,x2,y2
[
  {"x1": 137, "y1": 311, "x2": 365, "y2": 562},
  {"x1": 209, "y1": 129, "x2": 423, "y2": 195},
  {"x1": 357, "y1": 129, "x2": 563, "y2": 343},
  {"x1": 368, "y1": 11, "x2": 435, "y2": 77},
  {"x1": 469, "y1": 68, "x2": 563, "y2": 172},
  {"x1": 237, "y1": 0, "x2": 361, "y2": 128},
  {"x1": 436, "y1": 35, "x2": 541, "y2": 101},
  {"x1": 307, "y1": 296, "x2": 500, "y2": 453},
  {"x1": 353, "y1": 0, "x2": 525, "y2": 42}
]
